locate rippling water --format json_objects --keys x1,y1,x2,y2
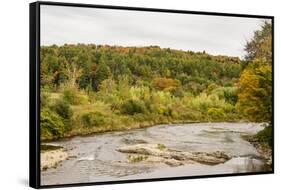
[{"x1": 41, "y1": 122, "x2": 271, "y2": 185}]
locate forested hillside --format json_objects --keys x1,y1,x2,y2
[
  {"x1": 41, "y1": 44, "x2": 242, "y2": 93},
  {"x1": 40, "y1": 22, "x2": 272, "y2": 142}
]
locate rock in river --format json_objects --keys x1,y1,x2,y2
[
  {"x1": 41, "y1": 148, "x2": 68, "y2": 170},
  {"x1": 116, "y1": 144, "x2": 231, "y2": 166}
]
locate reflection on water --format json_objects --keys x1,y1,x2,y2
[{"x1": 41, "y1": 122, "x2": 271, "y2": 185}]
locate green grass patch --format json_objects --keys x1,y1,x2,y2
[
  {"x1": 41, "y1": 144, "x2": 63, "y2": 152},
  {"x1": 127, "y1": 155, "x2": 148, "y2": 163},
  {"x1": 157, "y1": 143, "x2": 166, "y2": 150}
]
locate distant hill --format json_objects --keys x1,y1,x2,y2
[{"x1": 41, "y1": 44, "x2": 242, "y2": 94}]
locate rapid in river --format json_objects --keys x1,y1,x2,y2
[{"x1": 41, "y1": 122, "x2": 271, "y2": 185}]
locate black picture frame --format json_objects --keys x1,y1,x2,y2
[{"x1": 30, "y1": 1, "x2": 274, "y2": 188}]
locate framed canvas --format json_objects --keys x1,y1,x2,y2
[{"x1": 29, "y1": 1, "x2": 274, "y2": 188}]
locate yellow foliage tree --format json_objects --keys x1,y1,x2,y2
[
  {"x1": 237, "y1": 60, "x2": 272, "y2": 122},
  {"x1": 237, "y1": 21, "x2": 272, "y2": 122},
  {"x1": 153, "y1": 77, "x2": 181, "y2": 92}
]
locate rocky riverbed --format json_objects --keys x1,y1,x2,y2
[
  {"x1": 41, "y1": 122, "x2": 272, "y2": 185},
  {"x1": 117, "y1": 143, "x2": 231, "y2": 166}
]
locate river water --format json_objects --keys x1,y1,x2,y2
[{"x1": 41, "y1": 122, "x2": 271, "y2": 185}]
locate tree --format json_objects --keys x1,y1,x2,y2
[
  {"x1": 63, "y1": 62, "x2": 83, "y2": 88},
  {"x1": 237, "y1": 21, "x2": 272, "y2": 122},
  {"x1": 40, "y1": 55, "x2": 59, "y2": 86},
  {"x1": 244, "y1": 21, "x2": 272, "y2": 62},
  {"x1": 92, "y1": 62, "x2": 111, "y2": 91},
  {"x1": 99, "y1": 78, "x2": 116, "y2": 94},
  {"x1": 237, "y1": 60, "x2": 272, "y2": 122},
  {"x1": 153, "y1": 77, "x2": 181, "y2": 92}
]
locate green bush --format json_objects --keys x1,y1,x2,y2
[
  {"x1": 186, "y1": 93, "x2": 214, "y2": 111},
  {"x1": 207, "y1": 107, "x2": 225, "y2": 120},
  {"x1": 63, "y1": 88, "x2": 88, "y2": 105},
  {"x1": 63, "y1": 88, "x2": 78, "y2": 104},
  {"x1": 154, "y1": 105, "x2": 172, "y2": 116},
  {"x1": 51, "y1": 99, "x2": 73, "y2": 120},
  {"x1": 121, "y1": 99, "x2": 146, "y2": 115},
  {"x1": 255, "y1": 125, "x2": 272, "y2": 147},
  {"x1": 40, "y1": 108, "x2": 65, "y2": 138},
  {"x1": 222, "y1": 87, "x2": 238, "y2": 105},
  {"x1": 212, "y1": 87, "x2": 238, "y2": 105},
  {"x1": 180, "y1": 109, "x2": 204, "y2": 121},
  {"x1": 205, "y1": 83, "x2": 219, "y2": 95},
  {"x1": 40, "y1": 92, "x2": 50, "y2": 108},
  {"x1": 81, "y1": 112, "x2": 106, "y2": 128}
]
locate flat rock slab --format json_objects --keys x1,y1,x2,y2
[
  {"x1": 116, "y1": 144, "x2": 231, "y2": 166},
  {"x1": 41, "y1": 148, "x2": 68, "y2": 170}
]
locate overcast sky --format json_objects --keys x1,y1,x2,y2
[{"x1": 41, "y1": 5, "x2": 268, "y2": 58}]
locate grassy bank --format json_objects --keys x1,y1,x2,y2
[
  {"x1": 242, "y1": 126, "x2": 272, "y2": 166},
  {"x1": 43, "y1": 117, "x2": 242, "y2": 141},
  {"x1": 41, "y1": 88, "x2": 242, "y2": 141}
]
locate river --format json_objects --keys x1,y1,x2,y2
[{"x1": 41, "y1": 122, "x2": 271, "y2": 185}]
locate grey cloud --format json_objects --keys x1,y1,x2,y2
[{"x1": 41, "y1": 5, "x2": 268, "y2": 58}]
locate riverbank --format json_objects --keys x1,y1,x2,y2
[
  {"x1": 242, "y1": 135, "x2": 272, "y2": 166},
  {"x1": 41, "y1": 145, "x2": 68, "y2": 171},
  {"x1": 41, "y1": 118, "x2": 244, "y2": 142}
]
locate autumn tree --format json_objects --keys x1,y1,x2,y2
[
  {"x1": 63, "y1": 61, "x2": 83, "y2": 88},
  {"x1": 244, "y1": 21, "x2": 272, "y2": 62},
  {"x1": 40, "y1": 54, "x2": 60, "y2": 86},
  {"x1": 153, "y1": 77, "x2": 181, "y2": 92},
  {"x1": 238, "y1": 60, "x2": 272, "y2": 122},
  {"x1": 92, "y1": 62, "x2": 111, "y2": 91},
  {"x1": 237, "y1": 21, "x2": 272, "y2": 123},
  {"x1": 99, "y1": 78, "x2": 117, "y2": 94}
]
